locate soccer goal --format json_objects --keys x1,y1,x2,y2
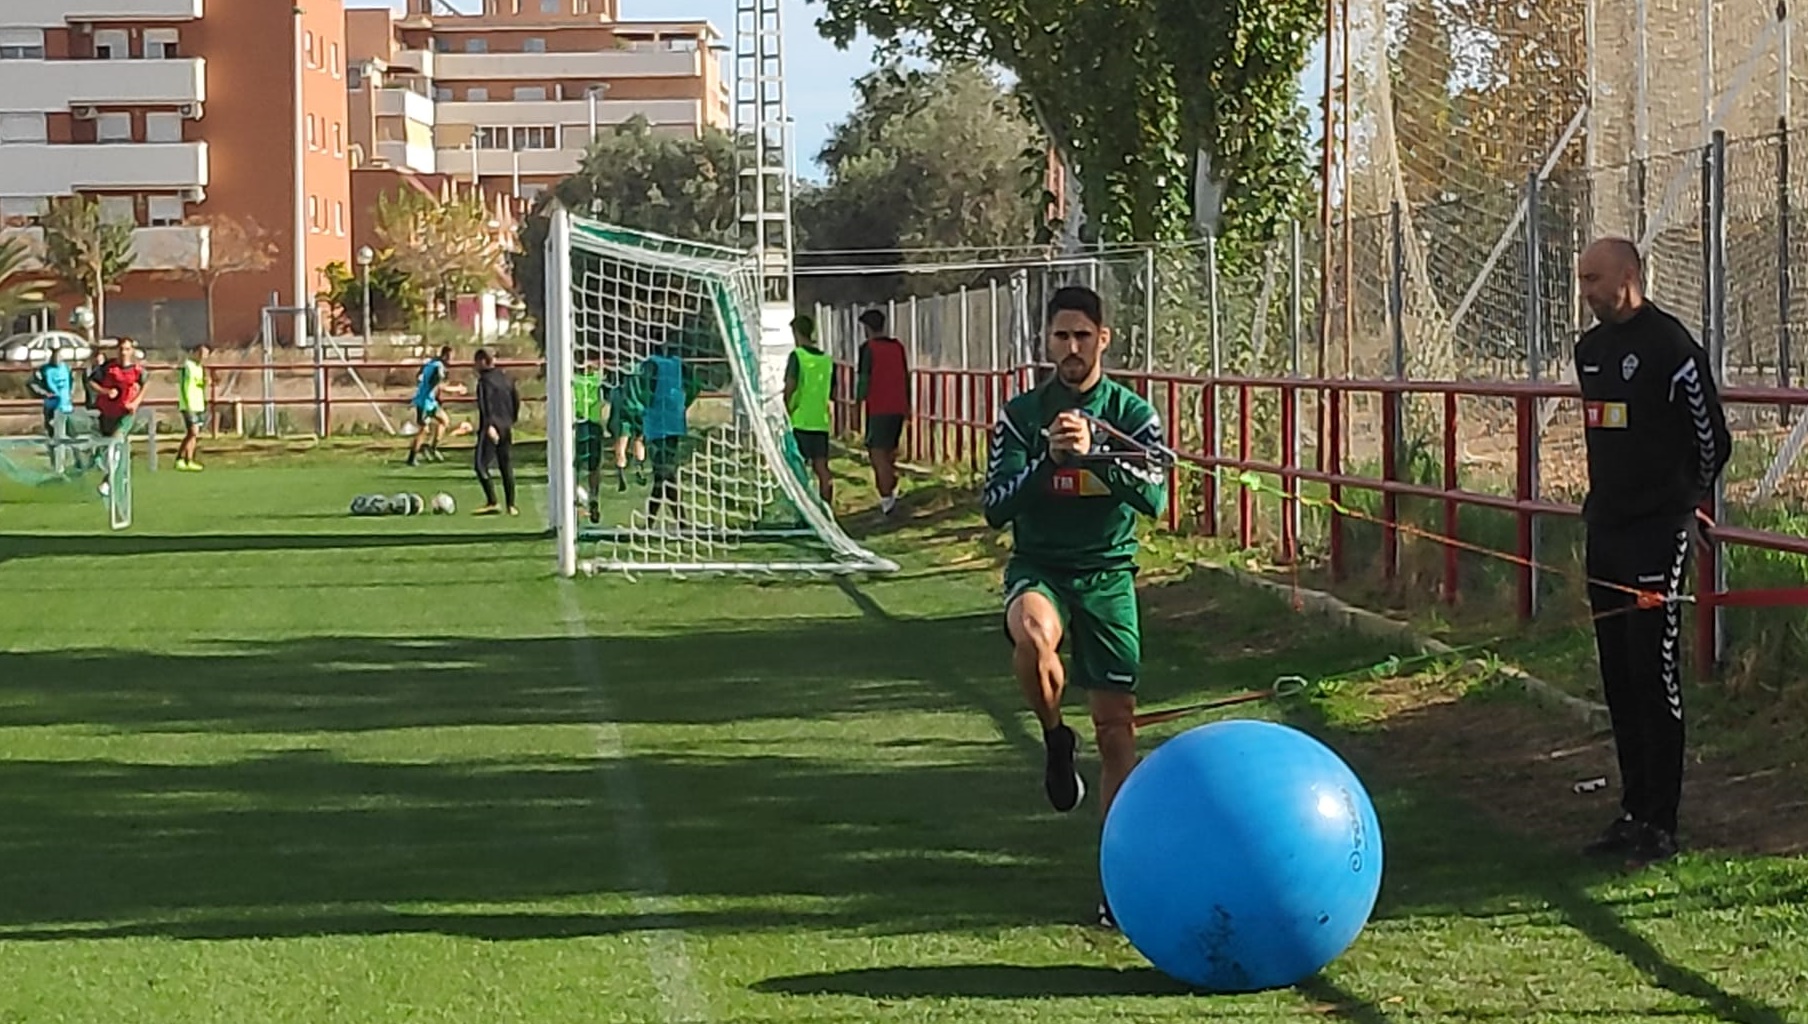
[
  {"x1": 544, "y1": 206, "x2": 897, "y2": 577},
  {"x1": 0, "y1": 414, "x2": 133, "y2": 531}
]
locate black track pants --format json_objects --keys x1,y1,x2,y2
[
  {"x1": 1585, "y1": 515, "x2": 1693, "y2": 835},
  {"x1": 476, "y1": 429, "x2": 517, "y2": 508}
]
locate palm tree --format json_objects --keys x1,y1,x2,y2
[{"x1": 0, "y1": 233, "x2": 52, "y2": 327}]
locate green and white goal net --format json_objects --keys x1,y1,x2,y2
[
  {"x1": 544, "y1": 207, "x2": 896, "y2": 577},
  {"x1": 0, "y1": 412, "x2": 133, "y2": 530}
]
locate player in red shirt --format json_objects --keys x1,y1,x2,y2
[
  {"x1": 855, "y1": 309, "x2": 910, "y2": 515},
  {"x1": 92, "y1": 337, "x2": 147, "y2": 497}
]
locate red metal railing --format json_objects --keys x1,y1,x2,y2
[
  {"x1": 853, "y1": 364, "x2": 1808, "y2": 677},
  {"x1": 0, "y1": 359, "x2": 545, "y2": 434}
]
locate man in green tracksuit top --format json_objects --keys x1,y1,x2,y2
[{"x1": 983, "y1": 284, "x2": 1168, "y2": 931}]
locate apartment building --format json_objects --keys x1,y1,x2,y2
[
  {"x1": 0, "y1": 0, "x2": 350, "y2": 347},
  {"x1": 346, "y1": 0, "x2": 730, "y2": 208}
]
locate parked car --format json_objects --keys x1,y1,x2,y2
[{"x1": 1, "y1": 331, "x2": 93, "y2": 366}]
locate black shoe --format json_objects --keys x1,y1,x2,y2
[
  {"x1": 1042, "y1": 724, "x2": 1085, "y2": 813},
  {"x1": 1096, "y1": 899, "x2": 1118, "y2": 931},
  {"x1": 588, "y1": 501, "x2": 601, "y2": 524},
  {"x1": 1584, "y1": 814, "x2": 1642, "y2": 857},
  {"x1": 1628, "y1": 823, "x2": 1679, "y2": 865}
]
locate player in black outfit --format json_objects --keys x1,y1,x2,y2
[
  {"x1": 1573, "y1": 238, "x2": 1732, "y2": 865},
  {"x1": 473, "y1": 348, "x2": 522, "y2": 516}
]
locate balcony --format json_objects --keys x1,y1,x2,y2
[
  {"x1": 0, "y1": 142, "x2": 208, "y2": 195},
  {"x1": 374, "y1": 87, "x2": 435, "y2": 126},
  {"x1": 433, "y1": 49, "x2": 700, "y2": 81},
  {"x1": 12, "y1": 0, "x2": 202, "y2": 27},
  {"x1": 434, "y1": 147, "x2": 584, "y2": 179},
  {"x1": 391, "y1": 48, "x2": 434, "y2": 78},
  {"x1": 0, "y1": 58, "x2": 206, "y2": 113},
  {"x1": 1, "y1": 224, "x2": 211, "y2": 272},
  {"x1": 435, "y1": 98, "x2": 702, "y2": 129},
  {"x1": 374, "y1": 139, "x2": 437, "y2": 175}
]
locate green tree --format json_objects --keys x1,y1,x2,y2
[
  {"x1": 814, "y1": 0, "x2": 1320, "y2": 255},
  {"x1": 317, "y1": 250, "x2": 426, "y2": 335},
  {"x1": 39, "y1": 196, "x2": 135, "y2": 340},
  {"x1": 0, "y1": 234, "x2": 52, "y2": 326},
  {"x1": 794, "y1": 60, "x2": 1047, "y2": 305},
  {"x1": 374, "y1": 187, "x2": 504, "y2": 320},
  {"x1": 512, "y1": 115, "x2": 741, "y2": 347}
]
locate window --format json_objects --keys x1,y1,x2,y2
[
  {"x1": 330, "y1": 42, "x2": 340, "y2": 78},
  {"x1": 148, "y1": 195, "x2": 184, "y2": 227},
  {"x1": 304, "y1": 31, "x2": 315, "y2": 65},
  {"x1": 96, "y1": 113, "x2": 133, "y2": 143},
  {"x1": 523, "y1": 37, "x2": 546, "y2": 53},
  {"x1": 0, "y1": 28, "x2": 47, "y2": 59},
  {"x1": 98, "y1": 196, "x2": 135, "y2": 225},
  {"x1": 333, "y1": 201, "x2": 345, "y2": 236},
  {"x1": 145, "y1": 112, "x2": 183, "y2": 143},
  {"x1": 332, "y1": 122, "x2": 343, "y2": 156},
  {"x1": 144, "y1": 29, "x2": 179, "y2": 59},
  {"x1": 476, "y1": 126, "x2": 507, "y2": 150},
  {"x1": 670, "y1": 36, "x2": 698, "y2": 52},
  {"x1": 541, "y1": 0, "x2": 561, "y2": 11},
  {"x1": 520, "y1": 183, "x2": 547, "y2": 203},
  {"x1": 515, "y1": 125, "x2": 557, "y2": 149},
  {"x1": 308, "y1": 195, "x2": 319, "y2": 231},
  {"x1": 466, "y1": 87, "x2": 489, "y2": 102},
  {"x1": 464, "y1": 38, "x2": 487, "y2": 53},
  {"x1": 0, "y1": 197, "x2": 45, "y2": 224},
  {"x1": 306, "y1": 114, "x2": 317, "y2": 149},
  {"x1": 0, "y1": 113, "x2": 47, "y2": 144},
  {"x1": 94, "y1": 29, "x2": 128, "y2": 60},
  {"x1": 512, "y1": 86, "x2": 547, "y2": 102},
  {"x1": 347, "y1": 64, "x2": 363, "y2": 90},
  {"x1": 434, "y1": 86, "x2": 453, "y2": 101}
]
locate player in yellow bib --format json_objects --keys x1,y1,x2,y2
[
  {"x1": 784, "y1": 315, "x2": 835, "y2": 505},
  {"x1": 176, "y1": 342, "x2": 210, "y2": 472},
  {"x1": 573, "y1": 355, "x2": 605, "y2": 524}
]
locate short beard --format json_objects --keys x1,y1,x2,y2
[{"x1": 1056, "y1": 357, "x2": 1094, "y2": 386}]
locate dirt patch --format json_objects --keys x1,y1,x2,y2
[{"x1": 1331, "y1": 674, "x2": 1808, "y2": 858}]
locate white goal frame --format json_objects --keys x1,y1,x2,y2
[{"x1": 545, "y1": 205, "x2": 898, "y2": 579}]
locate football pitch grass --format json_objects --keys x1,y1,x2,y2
[{"x1": 1, "y1": 447, "x2": 1805, "y2": 1023}]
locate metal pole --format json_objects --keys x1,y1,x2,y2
[
  {"x1": 361, "y1": 262, "x2": 372, "y2": 345},
  {"x1": 1389, "y1": 200, "x2": 1406, "y2": 380},
  {"x1": 1522, "y1": 173, "x2": 1543, "y2": 616},
  {"x1": 1289, "y1": 218, "x2": 1303, "y2": 544},
  {"x1": 1780, "y1": 1, "x2": 1794, "y2": 417},
  {"x1": 1710, "y1": 128, "x2": 1729, "y2": 666},
  {"x1": 1208, "y1": 234, "x2": 1222, "y2": 479},
  {"x1": 1143, "y1": 246, "x2": 1157, "y2": 374},
  {"x1": 1634, "y1": 0, "x2": 1650, "y2": 243}
]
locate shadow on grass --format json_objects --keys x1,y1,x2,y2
[
  {"x1": 0, "y1": 530, "x2": 543, "y2": 561},
  {"x1": 754, "y1": 964, "x2": 1187, "y2": 999},
  {"x1": 0, "y1": 571, "x2": 1797, "y2": 1024}
]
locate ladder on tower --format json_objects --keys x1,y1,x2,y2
[{"x1": 734, "y1": 0, "x2": 793, "y2": 307}]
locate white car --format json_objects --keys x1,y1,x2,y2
[{"x1": 1, "y1": 331, "x2": 93, "y2": 366}]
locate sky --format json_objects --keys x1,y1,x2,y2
[{"x1": 348, "y1": 1, "x2": 1323, "y2": 182}]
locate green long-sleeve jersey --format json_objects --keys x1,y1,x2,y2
[{"x1": 982, "y1": 376, "x2": 1169, "y2": 573}]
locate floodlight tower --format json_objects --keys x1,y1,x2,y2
[{"x1": 734, "y1": 0, "x2": 796, "y2": 408}]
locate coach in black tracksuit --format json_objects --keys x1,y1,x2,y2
[
  {"x1": 473, "y1": 348, "x2": 522, "y2": 516},
  {"x1": 1574, "y1": 238, "x2": 1732, "y2": 864}
]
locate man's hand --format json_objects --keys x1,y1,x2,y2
[
  {"x1": 486, "y1": 425, "x2": 500, "y2": 443},
  {"x1": 105, "y1": 388, "x2": 119, "y2": 399},
  {"x1": 1047, "y1": 411, "x2": 1093, "y2": 465}
]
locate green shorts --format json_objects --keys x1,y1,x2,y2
[
  {"x1": 98, "y1": 412, "x2": 135, "y2": 439},
  {"x1": 575, "y1": 421, "x2": 604, "y2": 471},
  {"x1": 607, "y1": 403, "x2": 644, "y2": 440},
  {"x1": 1003, "y1": 561, "x2": 1142, "y2": 693}
]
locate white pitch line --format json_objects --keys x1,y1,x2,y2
[{"x1": 557, "y1": 581, "x2": 711, "y2": 1023}]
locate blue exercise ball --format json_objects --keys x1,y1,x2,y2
[{"x1": 1100, "y1": 718, "x2": 1383, "y2": 992}]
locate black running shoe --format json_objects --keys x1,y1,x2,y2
[
  {"x1": 1628, "y1": 823, "x2": 1679, "y2": 865},
  {"x1": 1042, "y1": 724, "x2": 1085, "y2": 813},
  {"x1": 1584, "y1": 814, "x2": 1642, "y2": 857},
  {"x1": 587, "y1": 501, "x2": 601, "y2": 524}
]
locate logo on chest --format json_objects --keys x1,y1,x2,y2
[
  {"x1": 1050, "y1": 467, "x2": 1112, "y2": 497},
  {"x1": 1584, "y1": 401, "x2": 1629, "y2": 429},
  {"x1": 1622, "y1": 353, "x2": 1639, "y2": 380}
]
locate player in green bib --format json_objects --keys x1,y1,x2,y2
[
  {"x1": 784, "y1": 314, "x2": 835, "y2": 505},
  {"x1": 175, "y1": 342, "x2": 210, "y2": 472},
  {"x1": 983, "y1": 285, "x2": 1167, "y2": 930},
  {"x1": 573, "y1": 355, "x2": 605, "y2": 523}
]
